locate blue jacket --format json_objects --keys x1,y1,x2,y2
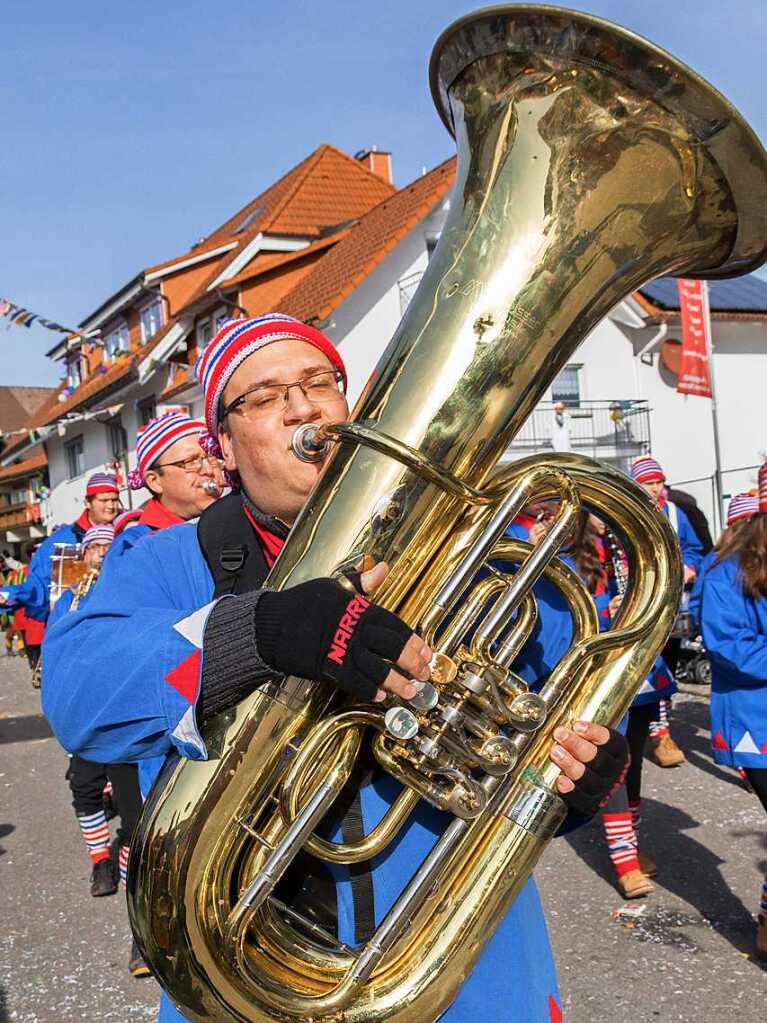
[
  {"x1": 0, "y1": 517, "x2": 89, "y2": 623},
  {"x1": 43, "y1": 522, "x2": 562, "y2": 1023},
  {"x1": 503, "y1": 524, "x2": 673, "y2": 708},
  {"x1": 700, "y1": 554, "x2": 767, "y2": 769},
  {"x1": 664, "y1": 501, "x2": 704, "y2": 574},
  {"x1": 688, "y1": 550, "x2": 715, "y2": 632}
]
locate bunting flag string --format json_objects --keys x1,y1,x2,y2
[{"x1": 0, "y1": 295, "x2": 98, "y2": 344}]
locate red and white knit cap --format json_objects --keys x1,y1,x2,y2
[
  {"x1": 85, "y1": 472, "x2": 118, "y2": 496},
  {"x1": 194, "y1": 314, "x2": 347, "y2": 448},
  {"x1": 630, "y1": 457, "x2": 665, "y2": 485},
  {"x1": 128, "y1": 412, "x2": 206, "y2": 491},
  {"x1": 82, "y1": 525, "x2": 115, "y2": 549},
  {"x1": 759, "y1": 462, "x2": 767, "y2": 515},
  {"x1": 726, "y1": 492, "x2": 759, "y2": 525}
]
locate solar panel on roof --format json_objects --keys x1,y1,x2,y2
[{"x1": 639, "y1": 273, "x2": 767, "y2": 312}]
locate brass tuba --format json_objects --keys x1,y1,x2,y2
[{"x1": 128, "y1": 7, "x2": 767, "y2": 1021}]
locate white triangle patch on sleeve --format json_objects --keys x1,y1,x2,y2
[
  {"x1": 173, "y1": 601, "x2": 217, "y2": 649},
  {"x1": 637, "y1": 679, "x2": 656, "y2": 696},
  {"x1": 733, "y1": 730, "x2": 761, "y2": 755}
]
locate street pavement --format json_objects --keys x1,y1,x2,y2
[{"x1": 1, "y1": 651, "x2": 765, "y2": 1023}]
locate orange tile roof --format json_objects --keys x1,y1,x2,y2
[
  {"x1": 280, "y1": 159, "x2": 456, "y2": 324},
  {"x1": 203, "y1": 145, "x2": 395, "y2": 245},
  {"x1": 144, "y1": 236, "x2": 236, "y2": 276},
  {"x1": 226, "y1": 231, "x2": 348, "y2": 290},
  {"x1": 0, "y1": 447, "x2": 47, "y2": 483}
]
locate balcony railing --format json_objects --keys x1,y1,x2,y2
[
  {"x1": 0, "y1": 501, "x2": 42, "y2": 530},
  {"x1": 505, "y1": 400, "x2": 651, "y2": 464}
]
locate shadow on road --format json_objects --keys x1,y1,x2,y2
[
  {"x1": 671, "y1": 697, "x2": 751, "y2": 793},
  {"x1": 0, "y1": 823, "x2": 13, "y2": 859},
  {"x1": 566, "y1": 797, "x2": 767, "y2": 971},
  {"x1": 0, "y1": 985, "x2": 8, "y2": 1023},
  {"x1": 0, "y1": 713, "x2": 53, "y2": 744}
]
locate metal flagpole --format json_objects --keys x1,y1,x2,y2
[{"x1": 701, "y1": 281, "x2": 725, "y2": 532}]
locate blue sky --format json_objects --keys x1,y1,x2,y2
[{"x1": 2, "y1": 0, "x2": 765, "y2": 387}]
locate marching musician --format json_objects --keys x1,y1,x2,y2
[
  {"x1": 43, "y1": 315, "x2": 628, "y2": 1023},
  {"x1": 0, "y1": 471, "x2": 121, "y2": 668},
  {"x1": 110, "y1": 411, "x2": 221, "y2": 559},
  {"x1": 699, "y1": 464, "x2": 767, "y2": 960},
  {"x1": 630, "y1": 456, "x2": 703, "y2": 768},
  {"x1": 45, "y1": 524, "x2": 149, "y2": 976}
]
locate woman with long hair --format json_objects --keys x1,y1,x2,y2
[{"x1": 700, "y1": 467, "x2": 767, "y2": 960}]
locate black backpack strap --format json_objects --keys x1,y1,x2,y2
[
  {"x1": 341, "y1": 790, "x2": 376, "y2": 943},
  {"x1": 197, "y1": 493, "x2": 270, "y2": 597}
]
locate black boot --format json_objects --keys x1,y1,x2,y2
[
  {"x1": 129, "y1": 939, "x2": 151, "y2": 978},
  {"x1": 90, "y1": 857, "x2": 118, "y2": 897}
]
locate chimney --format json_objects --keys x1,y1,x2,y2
[{"x1": 355, "y1": 146, "x2": 393, "y2": 185}]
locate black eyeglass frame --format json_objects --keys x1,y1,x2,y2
[{"x1": 220, "y1": 368, "x2": 345, "y2": 421}]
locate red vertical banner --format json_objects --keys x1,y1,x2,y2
[{"x1": 676, "y1": 279, "x2": 712, "y2": 397}]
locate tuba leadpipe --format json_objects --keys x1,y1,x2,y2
[{"x1": 128, "y1": 7, "x2": 767, "y2": 1022}]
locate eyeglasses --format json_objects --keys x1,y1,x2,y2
[
  {"x1": 221, "y1": 369, "x2": 345, "y2": 421},
  {"x1": 153, "y1": 454, "x2": 215, "y2": 474}
]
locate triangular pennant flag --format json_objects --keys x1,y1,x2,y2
[
  {"x1": 712, "y1": 731, "x2": 730, "y2": 752},
  {"x1": 733, "y1": 730, "x2": 761, "y2": 755}
]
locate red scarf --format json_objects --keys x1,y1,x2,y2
[
  {"x1": 75, "y1": 509, "x2": 93, "y2": 532},
  {"x1": 241, "y1": 502, "x2": 285, "y2": 568},
  {"x1": 138, "y1": 499, "x2": 186, "y2": 531}
]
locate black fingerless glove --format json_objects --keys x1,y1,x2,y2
[
  {"x1": 560, "y1": 728, "x2": 629, "y2": 818},
  {"x1": 255, "y1": 578, "x2": 414, "y2": 702}
]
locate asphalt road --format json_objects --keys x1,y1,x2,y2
[{"x1": 1, "y1": 651, "x2": 765, "y2": 1023}]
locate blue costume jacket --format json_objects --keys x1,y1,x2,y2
[
  {"x1": 0, "y1": 513, "x2": 89, "y2": 623},
  {"x1": 688, "y1": 550, "x2": 715, "y2": 632},
  {"x1": 663, "y1": 501, "x2": 704, "y2": 574},
  {"x1": 43, "y1": 522, "x2": 565, "y2": 1023},
  {"x1": 700, "y1": 554, "x2": 767, "y2": 769},
  {"x1": 504, "y1": 522, "x2": 673, "y2": 709}
]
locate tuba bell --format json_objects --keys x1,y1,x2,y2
[{"x1": 128, "y1": 7, "x2": 767, "y2": 1022}]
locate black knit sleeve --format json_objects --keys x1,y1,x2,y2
[{"x1": 198, "y1": 590, "x2": 275, "y2": 721}]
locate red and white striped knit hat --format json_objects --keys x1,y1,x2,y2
[
  {"x1": 128, "y1": 412, "x2": 206, "y2": 491},
  {"x1": 759, "y1": 462, "x2": 767, "y2": 515},
  {"x1": 194, "y1": 314, "x2": 347, "y2": 451},
  {"x1": 113, "y1": 509, "x2": 142, "y2": 534},
  {"x1": 82, "y1": 524, "x2": 115, "y2": 549},
  {"x1": 85, "y1": 472, "x2": 118, "y2": 496},
  {"x1": 630, "y1": 457, "x2": 665, "y2": 485},
  {"x1": 726, "y1": 492, "x2": 759, "y2": 525}
]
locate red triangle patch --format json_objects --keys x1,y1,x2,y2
[
  {"x1": 712, "y1": 731, "x2": 730, "y2": 752},
  {"x1": 164, "y1": 649, "x2": 202, "y2": 704},
  {"x1": 653, "y1": 670, "x2": 672, "y2": 689},
  {"x1": 549, "y1": 994, "x2": 563, "y2": 1023},
  {"x1": 761, "y1": 740, "x2": 767, "y2": 754}
]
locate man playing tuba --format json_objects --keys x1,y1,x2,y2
[{"x1": 43, "y1": 315, "x2": 628, "y2": 1023}]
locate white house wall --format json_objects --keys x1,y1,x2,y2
[
  {"x1": 328, "y1": 202, "x2": 448, "y2": 405},
  {"x1": 44, "y1": 376, "x2": 168, "y2": 528}
]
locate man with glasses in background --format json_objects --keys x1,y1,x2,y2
[{"x1": 108, "y1": 411, "x2": 222, "y2": 559}]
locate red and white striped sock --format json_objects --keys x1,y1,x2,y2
[
  {"x1": 119, "y1": 845, "x2": 130, "y2": 889},
  {"x1": 629, "y1": 798, "x2": 641, "y2": 830},
  {"x1": 760, "y1": 876, "x2": 767, "y2": 917},
  {"x1": 76, "y1": 810, "x2": 111, "y2": 864},
  {"x1": 649, "y1": 698, "x2": 671, "y2": 738},
  {"x1": 602, "y1": 811, "x2": 639, "y2": 878}
]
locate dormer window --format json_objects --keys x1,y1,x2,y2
[
  {"x1": 103, "y1": 322, "x2": 130, "y2": 362},
  {"x1": 139, "y1": 297, "x2": 164, "y2": 343},
  {"x1": 66, "y1": 354, "x2": 83, "y2": 390}
]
